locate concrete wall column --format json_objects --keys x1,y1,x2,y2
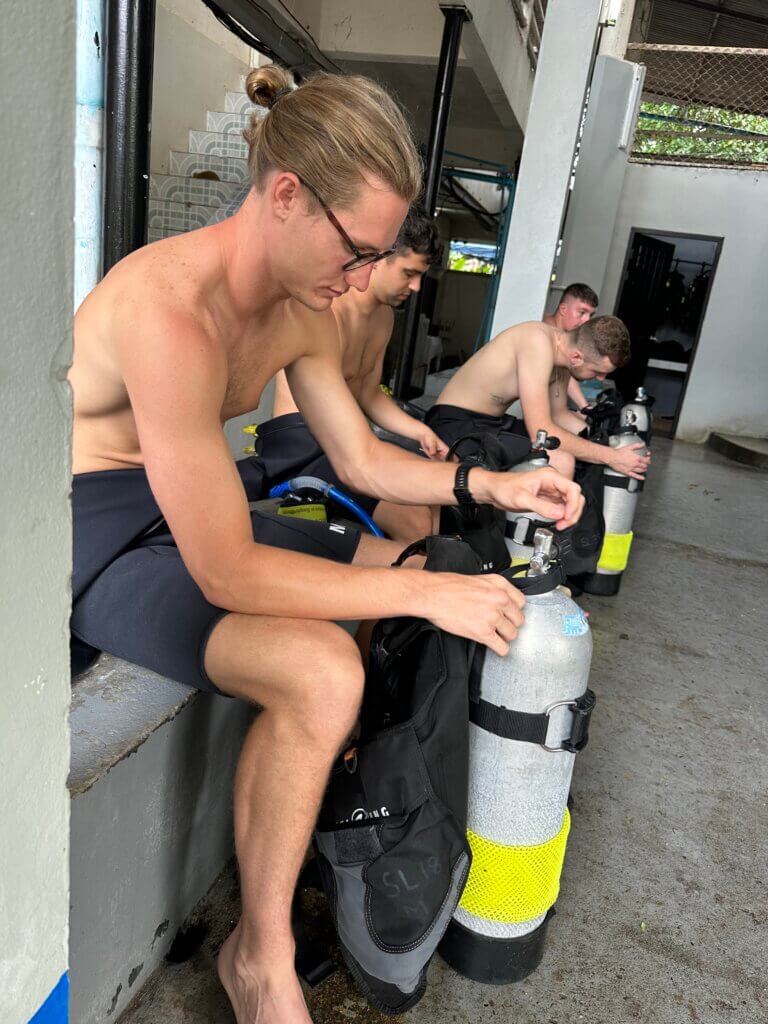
[
  {"x1": 490, "y1": 0, "x2": 603, "y2": 335},
  {"x1": 0, "y1": 2, "x2": 75, "y2": 1022}
]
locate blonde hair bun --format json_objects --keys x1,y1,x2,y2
[{"x1": 245, "y1": 65, "x2": 295, "y2": 110}]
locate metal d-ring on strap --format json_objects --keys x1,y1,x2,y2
[{"x1": 468, "y1": 689, "x2": 596, "y2": 754}]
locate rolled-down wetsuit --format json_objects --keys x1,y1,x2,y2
[
  {"x1": 425, "y1": 403, "x2": 532, "y2": 465},
  {"x1": 71, "y1": 457, "x2": 361, "y2": 692}
]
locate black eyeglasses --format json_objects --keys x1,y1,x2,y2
[{"x1": 299, "y1": 178, "x2": 396, "y2": 271}]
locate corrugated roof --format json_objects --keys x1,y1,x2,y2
[{"x1": 640, "y1": 0, "x2": 768, "y2": 48}]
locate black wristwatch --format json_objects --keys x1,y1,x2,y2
[{"x1": 453, "y1": 461, "x2": 476, "y2": 507}]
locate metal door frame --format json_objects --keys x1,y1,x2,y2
[{"x1": 614, "y1": 226, "x2": 723, "y2": 437}]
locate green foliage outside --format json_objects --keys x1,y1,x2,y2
[
  {"x1": 447, "y1": 252, "x2": 495, "y2": 274},
  {"x1": 634, "y1": 101, "x2": 768, "y2": 165}
]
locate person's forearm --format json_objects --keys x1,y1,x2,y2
[
  {"x1": 528, "y1": 414, "x2": 609, "y2": 465},
  {"x1": 360, "y1": 389, "x2": 423, "y2": 440},
  {"x1": 207, "y1": 542, "x2": 429, "y2": 620},
  {"x1": 337, "y1": 433, "x2": 478, "y2": 505}
]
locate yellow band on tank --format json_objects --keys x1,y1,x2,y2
[
  {"x1": 459, "y1": 810, "x2": 571, "y2": 923},
  {"x1": 597, "y1": 531, "x2": 633, "y2": 572},
  {"x1": 276, "y1": 502, "x2": 327, "y2": 522},
  {"x1": 509, "y1": 556, "x2": 530, "y2": 567}
]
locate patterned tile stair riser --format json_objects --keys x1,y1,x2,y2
[
  {"x1": 189, "y1": 129, "x2": 248, "y2": 160},
  {"x1": 168, "y1": 150, "x2": 249, "y2": 183},
  {"x1": 150, "y1": 174, "x2": 242, "y2": 208},
  {"x1": 148, "y1": 200, "x2": 219, "y2": 234}
]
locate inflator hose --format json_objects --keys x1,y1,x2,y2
[{"x1": 269, "y1": 476, "x2": 385, "y2": 538}]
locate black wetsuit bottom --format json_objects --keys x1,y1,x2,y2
[{"x1": 71, "y1": 459, "x2": 361, "y2": 692}]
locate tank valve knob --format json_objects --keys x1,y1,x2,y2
[
  {"x1": 533, "y1": 430, "x2": 561, "y2": 452},
  {"x1": 636, "y1": 386, "x2": 647, "y2": 401},
  {"x1": 528, "y1": 529, "x2": 554, "y2": 576}
]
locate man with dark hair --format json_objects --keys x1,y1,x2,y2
[
  {"x1": 429, "y1": 315, "x2": 650, "y2": 479},
  {"x1": 544, "y1": 282, "x2": 599, "y2": 411},
  {"x1": 255, "y1": 205, "x2": 448, "y2": 541}
]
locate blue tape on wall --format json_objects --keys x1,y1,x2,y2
[{"x1": 29, "y1": 973, "x2": 68, "y2": 1024}]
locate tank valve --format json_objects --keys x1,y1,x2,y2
[
  {"x1": 528, "y1": 529, "x2": 554, "y2": 576},
  {"x1": 533, "y1": 430, "x2": 561, "y2": 452},
  {"x1": 636, "y1": 386, "x2": 647, "y2": 401}
]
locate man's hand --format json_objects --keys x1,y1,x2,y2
[
  {"x1": 474, "y1": 467, "x2": 585, "y2": 532},
  {"x1": 417, "y1": 424, "x2": 449, "y2": 460},
  {"x1": 417, "y1": 571, "x2": 525, "y2": 657},
  {"x1": 607, "y1": 443, "x2": 650, "y2": 480}
]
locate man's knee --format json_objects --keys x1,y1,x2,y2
[
  {"x1": 206, "y1": 616, "x2": 364, "y2": 737},
  {"x1": 284, "y1": 623, "x2": 365, "y2": 744},
  {"x1": 374, "y1": 502, "x2": 433, "y2": 544},
  {"x1": 549, "y1": 449, "x2": 576, "y2": 480}
]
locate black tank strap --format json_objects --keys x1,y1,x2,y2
[
  {"x1": 468, "y1": 646, "x2": 595, "y2": 753},
  {"x1": 604, "y1": 476, "x2": 645, "y2": 492}
]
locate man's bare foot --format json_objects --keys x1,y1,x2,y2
[{"x1": 217, "y1": 922, "x2": 312, "y2": 1024}]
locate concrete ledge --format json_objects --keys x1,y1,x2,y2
[
  {"x1": 707, "y1": 432, "x2": 768, "y2": 471},
  {"x1": 69, "y1": 654, "x2": 254, "y2": 1023}
]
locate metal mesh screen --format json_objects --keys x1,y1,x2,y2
[{"x1": 626, "y1": 44, "x2": 768, "y2": 167}]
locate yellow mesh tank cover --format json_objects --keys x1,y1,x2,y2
[
  {"x1": 597, "y1": 531, "x2": 633, "y2": 572},
  {"x1": 459, "y1": 810, "x2": 571, "y2": 923}
]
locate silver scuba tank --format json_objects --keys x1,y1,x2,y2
[
  {"x1": 582, "y1": 425, "x2": 648, "y2": 596},
  {"x1": 440, "y1": 531, "x2": 596, "y2": 984},
  {"x1": 620, "y1": 386, "x2": 653, "y2": 443},
  {"x1": 504, "y1": 430, "x2": 559, "y2": 565}
]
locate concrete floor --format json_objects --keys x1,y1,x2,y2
[{"x1": 118, "y1": 439, "x2": 768, "y2": 1024}]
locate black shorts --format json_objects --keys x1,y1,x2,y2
[
  {"x1": 246, "y1": 412, "x2": 379, "y2": 516},
  {"x1": 71, "y1": 463, "x2": 361, "y2": 694},
  {"x1": 425, "y1": 403, "x2": 531, "y2": 465}
]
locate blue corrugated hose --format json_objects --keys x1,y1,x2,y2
[{"x1": 269, "y1": 476, "x2": 385, "y2": 538}]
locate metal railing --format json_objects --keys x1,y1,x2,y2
[
  {"x1": 510, "y1": 0, "x2": 549, "y2": 69},
  {"x1": 626, "y1": 43, "x2": 768, "y2": 168}
]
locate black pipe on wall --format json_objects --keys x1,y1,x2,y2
[
  {"x1": 102, "y1": 0, "x2": 157, "y2": 274},
  {"x1": 393, "y1": 4, "x2": 470, "y2": 400}
]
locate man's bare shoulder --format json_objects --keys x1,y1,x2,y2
[
  {"x1": 283, "y1": 300, "x2": 340, "y2": 357},
  {"x1": 83, "y1": 234, "x2": 210, "y2": 329}
]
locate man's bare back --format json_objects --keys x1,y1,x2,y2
[
  {"x1": 436, "y1": 321, "x2": 565, "y2": 416},
  {"x1": 71, "y1": 226, "x2": 333, "y2": 475}
]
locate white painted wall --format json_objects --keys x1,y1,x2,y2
[
  {"x1": 0, "y1": 2, "x2": 74, "y2": 1021},
  {"x1": 150, "y1": 0, "x2": 253, "y2": 174},
  {"x1": 601, "y1": 163, "x2": 768, "y2": 442}
]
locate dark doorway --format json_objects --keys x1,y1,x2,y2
[{"x1": 612, "y1": 229, "x2": 721, "y2": 436}]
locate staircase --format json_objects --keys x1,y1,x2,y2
[{"x1": 148, "y1": 76, "x2": 257, "y2": 241}]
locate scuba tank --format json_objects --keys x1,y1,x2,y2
[
  {"x1": 504, "y1": 430, "x2": 605, "y2": 579},
  {"x1": 582, "y1": 425, "x2": 648, "y2": 596},
  {"x1": 504, "y1": 430, "x2": 560, "y2": 566},
  {"x1": 314, "y1": 536, "x2": 480, "y2": 1014},
  {"x1": 620, "y1": 386, "x2": 654, "y2": 444},
  {"x1": 439, "y1": 530, "x2": 595, "y2": 983}
]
